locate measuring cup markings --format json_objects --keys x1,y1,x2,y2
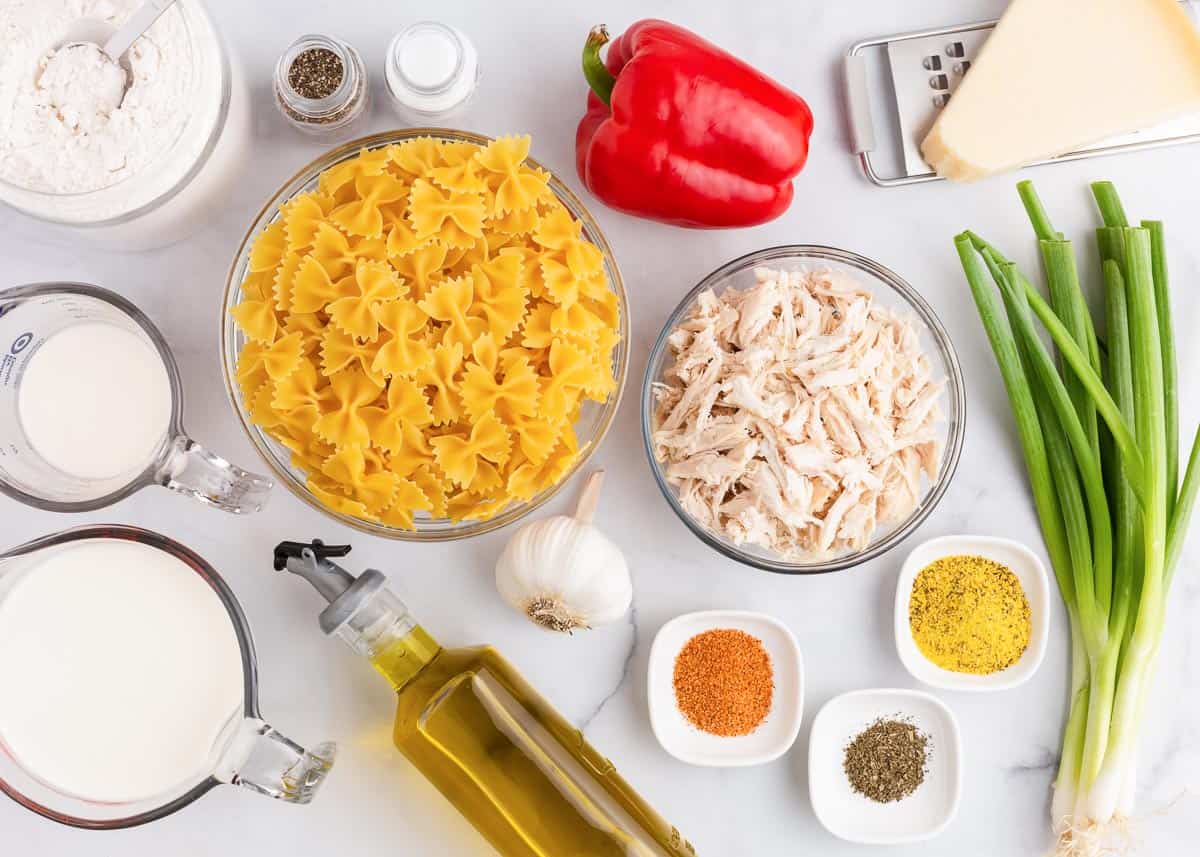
[{"x1": 0, "y1": 283, "x2": 272, "y2": 513}]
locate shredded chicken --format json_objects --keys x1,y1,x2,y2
[{"x1": 652, "y1": 266, "x2": 945, "y2": 560}]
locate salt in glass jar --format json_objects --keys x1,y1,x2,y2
[
  {"x1": 274, "y1": 34, "x2": 369, "y2": 137},
  {"x1": 384, "y1": 22, "x2": 479, "y2": 119}
]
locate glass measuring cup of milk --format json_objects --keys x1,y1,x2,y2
[
  {"x1": 0, "y1": 283, "x2": 272, "y2": 513},
  {"x1": 0, "y1": 525, "x2": 335, "y2": 828}
]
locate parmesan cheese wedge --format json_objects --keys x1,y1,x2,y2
[{"x1": 921, "y1": 0, "x2": 1200, "y2": 181}]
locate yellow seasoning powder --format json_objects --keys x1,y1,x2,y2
[{"x1": 909, "y1": 554, "x2": 1031, "y2": 675}]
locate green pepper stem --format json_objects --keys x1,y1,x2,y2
[{"x1": 583, "y1": 25, "x2": 616, "y2": 107}]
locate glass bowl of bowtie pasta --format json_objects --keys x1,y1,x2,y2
[{"x1": 220, "y1": 129, "x2": 629, "y2": 540}]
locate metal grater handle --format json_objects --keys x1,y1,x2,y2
[{"x1": 844, "y1": 54, "x2": 876, "y2": 155}]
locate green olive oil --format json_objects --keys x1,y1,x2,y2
[
  {"x1": 372, "y1": 629, "x2": 694, "y2": 857},
  {"x1": 275, "y1": 541, "x2": 694, "y2": 857}
]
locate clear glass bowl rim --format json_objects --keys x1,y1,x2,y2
[
  {"x1": 220, "y1": 129, "x2": 630, "y2": 541},
  {"x1": 640, "y1": 244, "x2": 966, "y2": 575}
]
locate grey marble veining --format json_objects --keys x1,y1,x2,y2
[{"x1": 1, "y1": 0, "x2": 1198, "y2": 854}]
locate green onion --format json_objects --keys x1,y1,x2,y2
[
  {"x1": 1100, "y1": 260, "x2": 1138, "y2": 642},
  {"x1": 1143, "y1": 221, "x2": 1177, "y2": 518},
  {"x1": 1168, "y1": 430, "x2": 1200, "y2": 580},
  {"x1": 954, "y1": 183, "x2": 1198, "y2": 852},
  {"x1": 1092, "y1": 181, "x2": 1129, "y2": 228},
  {"x1": 1018, "y1": 180, "x2": 1061, "y2": 241},
  {"x1": 992, "y1": 256, "x2": 1110, "y2": 644}
]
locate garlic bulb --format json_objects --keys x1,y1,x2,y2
[{"x1": 495, "y1": 471, "x2": 632, "y2": 632}]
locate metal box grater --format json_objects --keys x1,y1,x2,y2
[{"x1": 844, "y1": 3, "x2": 1200, "y2": 186}]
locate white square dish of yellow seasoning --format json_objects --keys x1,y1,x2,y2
[
  {"x1": 647, "y1": 610, "x2": 803, "y2": 767},
  {"x1": 895, "y1": 534, "x2": 1051, "y2": 691}
]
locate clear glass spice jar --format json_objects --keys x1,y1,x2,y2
[
  {"x1": 384, "y1": 22, "x2": 479, "y2": 119},
  {"x1": 274, "y1": 34, "x2": 368, "y2": 136}
]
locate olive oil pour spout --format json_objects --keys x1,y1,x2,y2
[
  {"x1": 274, "y1": 540, "x2": 357, "y2": 604},
  {"x1": 274, "y1": 539, "x2": 396, "y2": 636},
  {"x1": 272, "y1": 539, "x2": 440, "y2": 689}
]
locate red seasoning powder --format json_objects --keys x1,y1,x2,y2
[{"x1": 672, "y1": 628, "x2": 774, "y2": 736}]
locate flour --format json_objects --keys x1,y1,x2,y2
[
  {"x1": 39, "y1": 43, "x2": 127, "y2": 135},
  {"x1": 0, "y1": 0, "x2": 224, "y2": 220}
]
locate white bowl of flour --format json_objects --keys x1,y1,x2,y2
[{"x1": 0, "y1": 0, "x2": 249, "y2": 247}]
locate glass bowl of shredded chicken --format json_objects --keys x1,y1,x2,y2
[{"x1": 642, "y1": 246, "x2": 965, "y2": 574}]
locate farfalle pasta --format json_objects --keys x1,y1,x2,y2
[{"x1": 231, "y1": 135, "x2": 621, "y2": 527}]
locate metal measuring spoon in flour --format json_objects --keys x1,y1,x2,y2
[{"x1": 43, "y1": 0, "x2": 178, "y2": 122}]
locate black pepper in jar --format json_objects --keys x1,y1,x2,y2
[
  {"x1": 274, "y1": 36, "x2": 369, "y2": 136},
  {"x1": 287, "y1": 48, "x2": 344, "y2": 100}
]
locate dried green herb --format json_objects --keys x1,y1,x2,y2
[
  {"x1": 843, "y1": 717, "x2": 929, "y2": 803},
  {"x1": 287, "y1": 48, "x2": 344, "y2": 100}
]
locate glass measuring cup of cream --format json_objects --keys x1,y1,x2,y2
[
  {"x1": 0, "y1": 525, "x2": 335, "y2": 828},
  {"x1": 0, "y1": 283, "x2": 272, "y2": 513}
]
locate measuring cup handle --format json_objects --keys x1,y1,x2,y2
[
  {"x1": 160, "y1": 436, "x2": 273, "y2": 513},
  {"x1": 218, "y1": 718, "x2": 336, "y2": 804}
]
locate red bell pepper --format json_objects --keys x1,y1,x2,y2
[{"x1": 575, "y1": 21, "x2": 814, "y2": 229}]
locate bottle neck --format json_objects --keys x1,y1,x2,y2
[
  {"x1": 326, "y1": 585, "x2": 441, "y2": 691},
  {"x1": 368, "y1": 624, "x2": 441, "y2": 691},
  {"x1": 275, "y1": 545, "x2": 441, "y2": 692}
]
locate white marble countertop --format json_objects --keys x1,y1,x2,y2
[{"x1": 2, "y1": 0, "x2": 1198, "y2": 854}]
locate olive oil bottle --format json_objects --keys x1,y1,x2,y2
[{"x1": 274, "y1": 540, "x2": 694, "y2": 857}]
